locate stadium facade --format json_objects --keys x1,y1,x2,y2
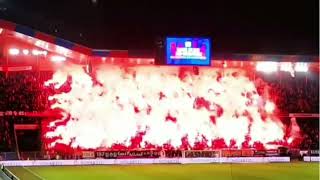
[
  {"x1": 0, "y1": 19, "x2": 318, "y2": 72},
  {"x1": 0, "y1": 19, "x2": 319, "y2": 162}
]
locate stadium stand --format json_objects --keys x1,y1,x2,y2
[
  {"x1": 0, "y1": 19, "x2": 318, "y2": 162},
  {"x1": 0, "y1": 71, "x2": 318, "y2": 113},
  {"x1": 0, "y1": 70, "x2": 318, "y2": 159}
]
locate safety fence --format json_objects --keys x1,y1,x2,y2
[
  {"x1": 0, "y1": 157, "x2": 291, "y2": 167},
  {"x1": 1, "y1": 149, "x2": 319, "y2": 161},
  {"x1": 0, "y1": 165, "x2": 19, "y2": 180}
]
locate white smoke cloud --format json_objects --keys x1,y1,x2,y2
[{"x1": 45, "y1": 64, "x2": 290, "y2": 149}]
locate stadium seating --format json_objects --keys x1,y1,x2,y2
[{"x1": 0, "y1": 71, "x2": 318, "y2": 156}]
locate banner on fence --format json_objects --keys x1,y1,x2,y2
[
  {"x1": 184, "y1": 150, "x2": 220, "y2": 158},
  {"x1": 82, "y1": 151, "x2": 95, "y2": 159},
  {"x1": 95, "y1": 150, "x2": 161, "y2": 159},
  {"x1": 303, "y1": 156, "x2": 320, "y2": 162},
  {"x1": 254, "y1": 150, "x2": 266, "y2": 157},
  {"x1": 266, "y1": 149, "x2": 279, "y2": 157},
  {"x1": 0, "y1": 157, "x2": 290, "y2": 167}
]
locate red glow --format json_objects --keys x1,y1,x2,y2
[{"x1": 43, "y1": 64, "x2": 299, "y2": 151}]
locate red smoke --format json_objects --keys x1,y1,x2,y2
[{"x1": 43, "y1": 64, "x2": 299, "y2": 150}]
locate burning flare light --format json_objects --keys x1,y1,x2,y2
[{"x1": 44, "y1": 64, "x2": 296, "y2": 150}]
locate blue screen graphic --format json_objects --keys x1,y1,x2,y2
[{"x1": 166, "y1": 37, "x2": 211, "y2": 66}]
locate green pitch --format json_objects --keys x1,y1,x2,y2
[{"x1": 7, "y1": 163, "x2": 319, "y2": 180}]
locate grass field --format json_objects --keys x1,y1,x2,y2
[{"x1": 7, "y1": 163, "x2": 319, "y2": 180}]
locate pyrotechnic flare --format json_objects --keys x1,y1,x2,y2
[{"x1": 44, "y1": 64, "x2": 298, "y2": 150}]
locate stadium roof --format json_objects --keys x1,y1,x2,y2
[
  {"x1": 0, "y1": 19, "x2": 128, "y2": 58},
  {"x1": 0, "y1": 19, "x2": 318, "y2": 66},
  {"x1": 2, "y1": 1, "x2": 318, "y2": 55}
]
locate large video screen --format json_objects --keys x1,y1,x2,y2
[{"x1": 166, "y1": 37, "x2": 211, "y2": 66}]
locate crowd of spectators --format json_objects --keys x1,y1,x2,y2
[
  {"x1": 256, "y1": 72, "x2": 319, "y2": 113},
  {"x1": 0, "y1": 70, "x2": 319, "y2": 152},
  {"x1": 0, "y1": 71, "x2": 52, "y2": 152},
  {"x1": 0, "y1": 71, "x2": 52, "y2": 112},
  {"x1": 0, "y1": 71, "x2": 318, "y2": 113},
  {"x1": 0, "y1": 117, "x2": 12, "y2": 152},
  {"x1": 297, "y1": 118, "x2": 319, "y2": 150}
]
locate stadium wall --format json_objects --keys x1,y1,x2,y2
[
  {"x1": 303, "y1": 156, "x2": 320, "y2": 162},
  {"x1": 0, "y1": 157, "x2": 290, "y2": 167}
]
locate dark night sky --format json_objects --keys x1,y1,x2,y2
[{"x1": 0, "y1": 0, "x2": 318, "y2": 55}]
